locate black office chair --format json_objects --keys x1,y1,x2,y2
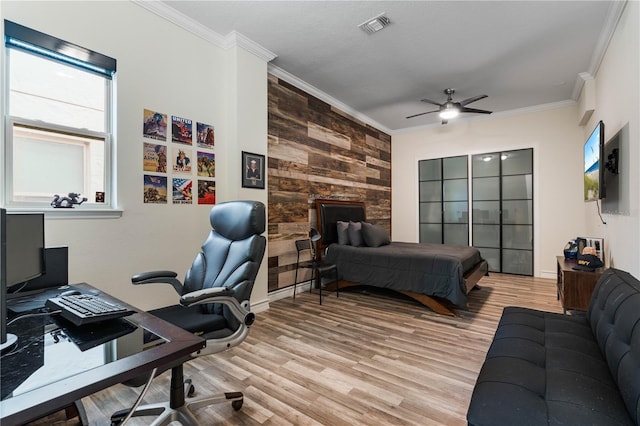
[
  {"x1": 111, "y1": 200, "x2": 266, "y2": 426},
  {"x1": 293, "y1": 230, "x2": 338, "y2": 305}
]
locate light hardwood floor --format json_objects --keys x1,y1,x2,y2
[{"x1": 32, "y1": 273, "x2": 563, "y2": 425}]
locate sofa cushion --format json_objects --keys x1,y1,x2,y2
[{"x1": 467, "y1": 305, "x2": 635, "y2": 426}]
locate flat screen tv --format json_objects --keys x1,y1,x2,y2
[{"x1": 584, "y1": 120, "x2": 605, "y2": 201}]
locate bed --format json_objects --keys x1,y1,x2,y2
[{"x1": 315, "y1": 199, "x2": 489, "y2": 316}]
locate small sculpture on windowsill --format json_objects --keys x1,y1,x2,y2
[{"x1": 51, "y1": 193, "x2": 87, "y2": 208}]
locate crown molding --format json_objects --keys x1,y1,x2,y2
[
  {"x1": 131, "y1": 1, "x2": 276, "y2": 62},
  {"x1": 268, "y1": 64, "x2": 393, "y2": 135},
  {"x1": 224, "y1": 31, "x2": 277, "y2": 62},
  {"x1": 132, "y1": 0, "x2": 226, "y2": 46},
  {"x1": 571, "y1": 0, "x2": 627, "y2": 100}
]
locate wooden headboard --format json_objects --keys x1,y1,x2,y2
[{"x1": 315, "y1": 199, "x2": 366, "y2": 249}]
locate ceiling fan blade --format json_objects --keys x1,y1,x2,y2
[
  {"x1": 460, "y1": 106, "x2": 493, "y2": 114},
  {"x1": 406, "y1": 110, "x2": 439, "y2": 119},
  {"x1": 459, "y1": 94, "x2": 488, "y2": 106},
  {"x1": 420, "y1": 98, "x2": 443, "y2": 107}
]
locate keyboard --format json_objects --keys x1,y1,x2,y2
[{"x1": 45, "y1": 294, "x2": 134, "y2": 326}]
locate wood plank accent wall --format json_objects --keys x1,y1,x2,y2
[{"x1": 267, "y1": 74, "x2": 392, "y2": 292}]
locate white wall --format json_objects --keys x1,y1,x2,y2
[
  {"x1": 393, "y1": 105, "x2": 586, "y2": 278},
  {"x1": 1, "y1": 1, "x2": 270, "y2": 310},
  {"x1": 582, "y1": 1, "x2": 639, "y2": 277}
]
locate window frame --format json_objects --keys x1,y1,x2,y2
[
  {"x1": 2, "y1": 20, "x2": 119, "y2": 217},
  {"x1": 5, "y1": 117, "x2": 114, "y2": 208}
]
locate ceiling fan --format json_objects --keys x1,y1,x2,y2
[{"x1": 406, "y1": 88, "x2": 492, "y2": 124}]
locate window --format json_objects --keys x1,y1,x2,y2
[{"x1": 3, "y1": 21, "x2": 116, "y2": 210}]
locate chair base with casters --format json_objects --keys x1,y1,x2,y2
[
  {"x1": 110, "y1": 291, "x2": 256, "y2": 425},
  {"x1": 110, "y1": 365, "x2": 243, "y2": 426}
]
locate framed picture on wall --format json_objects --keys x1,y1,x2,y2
[{"x1": 242, "y1": 151, "x2": 265, "y2": 189}]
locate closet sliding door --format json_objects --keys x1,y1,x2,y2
[
  {"x1": 471, "y1": 153, "x2": 501, "y2": 271},
  {"x1": 472, "y1": 148, "x2": 533, "y2": 275},
  {"x1": 419, "y1": 156, "x2": 468, "y2": 245},
  {"x1": 501, "y1": 149, "x2": 533, "y2": 275}
]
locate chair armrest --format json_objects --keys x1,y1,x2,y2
[
  {"x1": 179, "y1": 287, "x2": 234, "y2": 304},
  {"x1": 131, "y1": 270, "x2": 183, "y2": 295},
  {"x1": 179, "y1": 283, "x2": 255, "y2": 327}
]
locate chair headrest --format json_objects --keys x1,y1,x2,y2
[{"x1": 210, "y1": 200, "x2": 265, "y2": 241}]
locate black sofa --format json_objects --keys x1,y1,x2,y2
[{"x1": 467, "y1": 268, "x2": 640, "y2": 425}]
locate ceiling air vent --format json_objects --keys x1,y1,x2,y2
[{"x1": 358, "y1": 13, "x2": 391, "y2": 34}]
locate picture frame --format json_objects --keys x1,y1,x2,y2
[{"x1": 242, "y1": 151, "x2": 265, "y2": 189}]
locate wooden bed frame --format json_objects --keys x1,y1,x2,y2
[{"x1": 314, "y1": 199, "x2": 489, "y2": 316}]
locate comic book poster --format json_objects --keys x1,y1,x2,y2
[
  {"x1": 197, "y1": 151, "x2": 215, "y2": 177},
  {"x1": 171, "y1": 116, "x2": 193, "y2": 145},
  {"x1": 196, "y1": 122, "x2": 215, "y2": 148},
  {"x1": 143, "y1": 175, "x2": 167, "y2": 204},
  {"x1": 197, "y1": 179, "x2": 216, "y2": 205},
  {"x1": 143, "y1": 142, "x2": 167, "y2": 173},
  {"x1": 172, "y1": 147, "x2": 192, "y2": 173},
  {"x1": 172, "y1": 178, "x2": 193, "y2": 204},
  {"x1": 143, "y1": 109, "x2": 167, "y2": 141}
]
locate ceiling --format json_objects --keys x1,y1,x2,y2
[{"x1": 153, "y1": 1, "x2": 622, "y2": 133}]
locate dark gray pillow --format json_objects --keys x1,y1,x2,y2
[
  {"x1": 361, "y1": 222, "x2": 391, "y2": 247},
  {"x1": 347, "y1": 221, "x2": 363, "y2": 247},
  {"x1": 336, "y1": 221, "x2": 350, "y2": 245}
]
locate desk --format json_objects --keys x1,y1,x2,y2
[{"x1": 1, "y1": 283, "x2": 205, "y2": 426}]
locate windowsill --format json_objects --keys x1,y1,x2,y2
[{"x1": 5, "y1": 207, "x2": 123, "y2": 219}]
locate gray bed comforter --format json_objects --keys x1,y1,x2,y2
[{"x1": 324, "y1": 242, "x2": 482, "y2": 308}]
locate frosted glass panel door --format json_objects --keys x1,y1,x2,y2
[
  {"x1": 472, "y1": 149, "x2": 533, "y2": 275},
  {"x1": 419, "y1": 159, "x2": 442, "y2": 243},
  {"x1": 501, "y1": 149, "x2": 533, "y2": 275},
  {"x1": 472, "y1": 153, "x2": 501, "y2": 272},
  {"x1": 419, "y1": 156, "x2": 468, "y2": 245},
  {"x1": 442, "y1": 156, "x2": 468, "y2": 245}
]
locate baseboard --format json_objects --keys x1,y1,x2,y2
[
  {"x1": 540, "y1": 270, "x2": 557, "y2": 280},
  {"x1": 267, "y1": 282, "x2": 311, "y2": 303},
  {"x1": 251, "y1": 297, "x2": 270, "y2": 313},
  {"x1": 252, "y1": 282, "x2": 315, "y2": 313}
]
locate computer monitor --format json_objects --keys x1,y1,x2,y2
[
  {"x1": 11, "y1": 246, "x2": 68, "y2": 294},
  {"x1": 1, "y1": 209, "x2": 45, "y2": 352},
  {"x1": 5, "y1": 213, "x2": 45, "y2": 288}
]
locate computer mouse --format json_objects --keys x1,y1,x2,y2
[{"x1": 60, "y1": 289, "x2": 82, "y2": 297}]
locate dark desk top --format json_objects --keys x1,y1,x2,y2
[{"x1": 1, "y1": 283, "x2": 204, "y2": 426}]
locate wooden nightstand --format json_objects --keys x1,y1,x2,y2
[{"x1": 556, "y1": 256, "x2": 605, "y2": 313}]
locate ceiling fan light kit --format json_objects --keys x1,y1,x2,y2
[
  {"x1": 407, "y1": 88, "x2": 492, "y2": 124},
  {"x1": 439, "y1": 107, "x2": 459, "y2": 120}
]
